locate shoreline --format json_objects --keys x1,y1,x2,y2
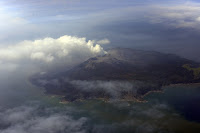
[
  {"x1": 166, "y1": 82, "x2": 200, "y2": 87},
  {"x1": 43, "y1": 82, "x2": 200, "y2": 104},
  {"x1": 142, "y1": 82, "x2": 200, "y2": 99}
]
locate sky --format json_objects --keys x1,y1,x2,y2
[
  {"x1": 0, "y1": 0, "x2": 200, "y2": 72},
  {"x1": 0, "y1": 1, "x2": 200, "y2": 132}
]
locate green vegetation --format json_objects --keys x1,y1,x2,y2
[{"x1": 183, "y1": 64, "x2": 200, "y2": 79}]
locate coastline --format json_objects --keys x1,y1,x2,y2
[
  {"x1": 167, "y1": 82, "x2": 200, "y2": 87},
  {"x1": 143, "y1": 82, "x2": 200, "y2": 95},
  {"x1": 42, "y1": 82, "x2": 200, "y2": 104}
]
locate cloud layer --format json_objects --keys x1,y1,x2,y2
[
  {"x1": 70, "y1": 80, "x2": 141, "y2": 98},
  {"x1": 0, "y1": 35, "x2": 107, "y2": 72},
  {"x1": 96, "y1": 38, "x2": 110, "y2": 45},
  {"x1": 148, "y1": 2, "x2": 200, "y2": 29},
  {"x1": 0, "y1": 105, "x2": 87, "y2": 133}
]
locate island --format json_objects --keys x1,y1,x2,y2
[{"x1": 30, "y1": 48, "x2": 200, "y2": 102}]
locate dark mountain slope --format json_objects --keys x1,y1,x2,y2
[
  {"x1": 65, "y1": 48, "x2": 198, "y2": 84},
  {"x1": 30, "y1": 48, "x2": 200, "y2": 101}
]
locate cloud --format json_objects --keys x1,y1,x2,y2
[
  {"x1": 0, "y1": 101, "x2": 175, "y2": 133},
  {"x1": 0, "y1": 105, "x2": 87, "y2": 133},
  {"x1": 96, "y1": 39, "x2": 110, "y2": 45},
  {"x1": 148, "y1": 2, "x2": 200, "y2": 29},
  {"x1": 90, "y1": 102, "x2": 181, "y2": 133},
  {"x1": 86, "y1": 2, "x2": 200, "y2": 30},
  {"x1": 69, "y1": 80, "x2": 144, "y2": 98},
  {"x1": 134, "y1": 103, "x2": 171, "y2": 119},
  {"x1": 0, "y1": 2, "x2": 28, "y2": 29},
  {"x1": 34, "y1": 78, "x2": 160, "y2": 100},
  {"x1": 0, "y1": 35, "x2": 107, "y2": 72}
]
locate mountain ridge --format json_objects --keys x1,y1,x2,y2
[{"x1": 30, "y1": 48, "x2": 200, "y2": 102}]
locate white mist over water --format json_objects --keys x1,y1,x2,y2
[{"x1": 0, "y1": 35, "x2": 106, "y2": 133}]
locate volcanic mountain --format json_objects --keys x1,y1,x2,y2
[{"x1": 31, "y1": 48, "x2": 200, "y2": 101}]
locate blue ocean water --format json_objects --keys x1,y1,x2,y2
[{"x1": 145, "y1": 84, "x2": 200, "y2": 122}]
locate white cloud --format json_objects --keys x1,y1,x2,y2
[
  {"x1": 0, "y1": 105, "x2": 87, "y2": 133},
  {"x1": 196, "y1": 17, "x2": 200, "y2": 22},
  {"x1": 0, "y1": 35, "x2": 107, "y2": 72},
  {"x1": 148, "y1": 2, "x2": 200, "y2": 29},
  {"x1": 70, "y1": 80, "x2": 142, "y2": 98},
  {"x1": 96, "y1": 38, "x2": 110, "y2": 45}
]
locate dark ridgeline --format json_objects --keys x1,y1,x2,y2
[{"x1": 30, "y1": 48, "x2": 200, "y2": 101}]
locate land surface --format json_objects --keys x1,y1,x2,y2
[{"x1": 30, "y1": 48, "x2": 200, "y2": 102}]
